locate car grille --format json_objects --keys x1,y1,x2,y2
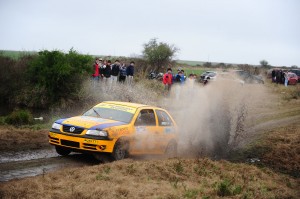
[
  {"x1": 62, "y1": 125, "x2": 84, "y2": 134},
  {"x1": 61, "y1": 140, "x2": 80, "y2": 148},
  {"x1": 83, "y1": 143, "x2": 97, "y2": 150}
]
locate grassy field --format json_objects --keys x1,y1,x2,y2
[
  {"x1": 177, "y1": 60, "x2": 205, "y2": 66},
  {"x1": 183, "y1": 68, "x2": 205, "y2": 76},
  {"x1": 0, "y1": 157, "x2": 299, "y2": 198}
]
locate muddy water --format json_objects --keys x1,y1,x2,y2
[{"x1": 0, "y1": 148, "x2": 99, "y2": 182}]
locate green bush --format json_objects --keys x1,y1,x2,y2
[
  {"x1": 0, "y1": 55, "x2": 32, "y2": 105},
  {"x1": 5, "y1": 109, "x2": 33, "y2": 125},
  {"x1": 217, "y1": 179, "x2": 232, "y2": 196},
  {"x1": 26, "y1": 49, "x2": 93, "y2": 107}
]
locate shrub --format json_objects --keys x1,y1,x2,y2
[
  {"x1": 5, "y1": 109, "x2": 33, "y2": 125},
  {"x1": 216, "y1": 179, "x2": 232, "y2": 196},
  {"x1": 0, "y1": 55, "x2": 32, "y2": 105},
  {"x1": 26, "y1": 49, "x2": 93, "y2": 107}
]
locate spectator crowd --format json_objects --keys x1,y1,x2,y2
[{"x1": 91, "y1": 58, "x2": 135, "y2": 88}]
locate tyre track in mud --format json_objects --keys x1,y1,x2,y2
[{"x1": 0, "y1": 148, "x2": 99, "y2": 182}]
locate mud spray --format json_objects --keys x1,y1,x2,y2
[{"x1": 82, "y1": 78, "x2": 266, "y2": 159}]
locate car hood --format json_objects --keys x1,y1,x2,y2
[{"x1": 56, "y1": 116, "x2": 126, "y2": 130}]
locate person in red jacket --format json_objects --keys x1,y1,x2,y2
[
  {"x1": 163, "y1": 68, "x2": 173, "y2": 96},
  {"x1": 92, "y1": 58, "x2": 100, "y2": 87}
]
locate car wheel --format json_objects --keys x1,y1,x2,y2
[
  {"x1": 111, "y1": 139, "x2": 128, "y2": 161},
  {"x1": 55, "y1": 146, "x2": 71, "y2": 156},
  {"x1": 165, "y1": 141, "x2": 177, "y2": 158}
]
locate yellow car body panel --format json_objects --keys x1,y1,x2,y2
[{"x1": 49, "y1": 101, "x2": 178, "y2": 156}]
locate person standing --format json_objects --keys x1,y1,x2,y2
[
  {"x1": 98, "y1": 58, "x2": 104, "y2": 81},
  {"x1": 284, "y1": 71, "x2": 289, "y2": 87},
  {"x1": 103, "y1": 60, "x2": 112, "y2": 89},
  {"x1": 119, "y1": 63, "x2": 127, "y2": 83},
  {"x1": 126, "y1": 61, "x2": 135, "y2": 86},
  {"x1": 271, "y1": 69, "x2": 276, "y2": 82},
  {"x1": 92, "y1": 58, "x2": 100, "y2": 87},
  {"x1": 162, "y1": 68, "x2": 173, "y2": 96},
  {"x1": 111, "y1": 59, "x2": 120, "y2": 86},
  {"x1": 276, "y1": 70, "x2": 281, "y2": 84},
  {"x1": 100, "y1": 60, "x2": 107, "y2": 81},
  {"x1": 174, "y1": 70, "x2": 185, "y2": 99}
]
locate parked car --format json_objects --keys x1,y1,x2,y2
[
  {"x1": 287, "y1": 72, "x2": 298, "y2": 85},
  {"x1": 148, "y1": 71, "x2": 163, "y2": 80},
  {"x1": 49, "y1": 101, "x2": 178, "y2": 161},
  {"x1": 289, "y1": 69, "x2": 300, "y2": 82}
]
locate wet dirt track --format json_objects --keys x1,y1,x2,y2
[{"x1": 0, "y1": 148, "x2": 99, "y2": 182}]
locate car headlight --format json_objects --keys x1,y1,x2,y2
[
  {"x1": 86, "y1": 130, "x2": 108, "y2": 137},
  {"x1": 52, "y1": 123, "x2": 62, "y2": 130}
]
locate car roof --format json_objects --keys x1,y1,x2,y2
[{"x1": 101, "y1": 101, "x2": 152, "y2": 109}]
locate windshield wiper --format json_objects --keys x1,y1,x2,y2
[{"x1": 92, "y1": 108, "x2": 101, "y2": 118}]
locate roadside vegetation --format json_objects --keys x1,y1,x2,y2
[
  {"x1": 0, "y1": 158, "x2": 299, "y2": 199},
  {"x1": 231, "y1": 122, "x2": 300, "y2": 178}
]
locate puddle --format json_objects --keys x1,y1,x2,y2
[
  {"x1": 0, "y1": 149, "x2": 99, "y2": 182},
  {"x1": 0, "y1": 148, "x2": 58, "y2": 164},
  {"x1": 0, "y1": 160, "x2": 60, "y2": 181}
]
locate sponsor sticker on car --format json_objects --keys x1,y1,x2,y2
[{"x1": 84, "y1": 139, "x2": 99, "y2": 144}]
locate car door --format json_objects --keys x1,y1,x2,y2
[
  {"x1": 130, "y1": 108, "x2": 159, "y2": 154},
  {"x1": 154, "y1": 109, "x2": 177, "y2": 153}
]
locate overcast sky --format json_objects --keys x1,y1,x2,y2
[{"x1": 0, "y1": 0, "x2": 299, "y2": 66}]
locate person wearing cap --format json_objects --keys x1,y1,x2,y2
[{"x1": 163, "y1": 68, "x2": 173, "y2": 96}]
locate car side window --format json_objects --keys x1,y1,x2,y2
[
  {"x1": 134, "y1": 109, "x2": 156, "y2": 126},
  {"x1": 156, "y1": 110, "x2": 173, "y2": 126}
]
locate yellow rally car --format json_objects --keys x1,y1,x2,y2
[{"x1": 49, "y1": 101, "x2": 178, "y2": 161}]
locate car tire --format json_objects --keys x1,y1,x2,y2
[
  {"x1": 55, "y1": 146, "x2": 71, "y2": 156},
  {"x1": 165, "y1": 140, "x2": 177, "y2": 158},
  {"x1": 111, "y1": 139, "x2": 129, "y2": 161}
]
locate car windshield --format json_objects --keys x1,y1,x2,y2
[{"x1": 82, "y1": 107, "x2": 134, "y2": 123}]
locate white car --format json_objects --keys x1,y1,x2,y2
[{"x1": 200, "y1": 71, "x2": 217, "y2": 81}]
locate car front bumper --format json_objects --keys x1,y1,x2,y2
[{"x1": 49, "y1": 131, "x2": 117, "y2": 153}]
